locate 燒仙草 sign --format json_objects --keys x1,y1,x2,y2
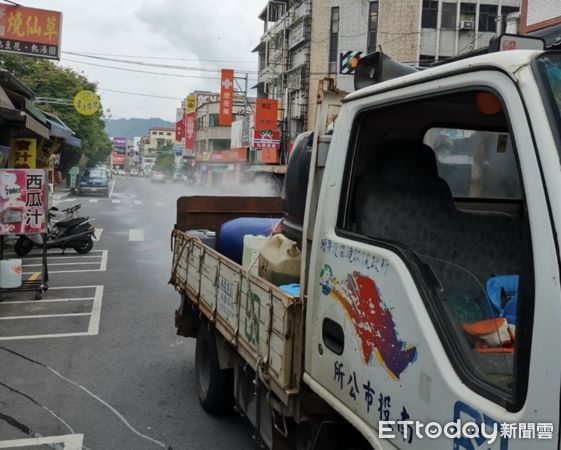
[{"x1": 0, "y1": 6, "x2": 62, "y2": 60}]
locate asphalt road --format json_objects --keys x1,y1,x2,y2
[{"x1": 0, "y1": 176, "x2": 262, "y2": 450}]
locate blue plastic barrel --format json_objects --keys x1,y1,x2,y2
[{"x1": 218, "y1": 217, "x2": 280, "y2": 264}]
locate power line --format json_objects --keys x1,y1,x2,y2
[
  {"x1": 63, "y1": 51, "x2": 258, "y2": 74},
  {"x1": 62, "y1": 50, "x2": 256, "y2": 64},
  {"x1": 98, "y1": 88, "x2": 183, "y2": 101},
  {"x1": 61, "y1": 58, "x2": 229, "y2": 80}
]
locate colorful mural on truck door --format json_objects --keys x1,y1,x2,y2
[{"x1": 320, "y1": 264, "x2": 418, "y2": 380}]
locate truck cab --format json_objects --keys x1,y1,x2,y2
[{"x1": 304, "y1": 49, "x2": 561, "y2": 448}]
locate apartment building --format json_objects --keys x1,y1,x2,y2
[
  {"x1": 138, "y1": 127, "x2": 177, "y2": 157},
  {"x1": 308, "y1": 0, "x2": 519, "y2": 124},
  {"x1": 254, "y1": 0, "x2": 312, "y2": 144}
]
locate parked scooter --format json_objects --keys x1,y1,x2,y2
[{"x1": 14, "y1": 206, "x2": 96, "y2": 256}]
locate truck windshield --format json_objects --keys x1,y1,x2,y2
[{"x1": 535, "y1": 53, "x2": 561, "y2": 141}]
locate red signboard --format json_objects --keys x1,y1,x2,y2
[
  {"x1": 255, "y1": 99, "x2": 278, "y2": 132},
  {"x1": 219, "y1": 69, "x2": 234, "y2": 126},
  {"x1": 0, "y1": 169, "x2": 47, "y2": 234},
  {"x1": 184, "y1": 112, "x2": 195, "y2": 150},
  {"x1": 0, "y1": 6, "x2": 62, "y2": 60},
  {"x1": 175, "y1": 107, "x2": 185, "y2": 141},
  {"x1": 112, "y1": 152, "x2": 126, "y2": 165},
  {"x1": 253, "y1": 130, "x2": 280, "y2": 150}
]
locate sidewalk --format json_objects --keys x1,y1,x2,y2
[{"x1": 52, "y1": 183, "x2": 73, "y2": 204}]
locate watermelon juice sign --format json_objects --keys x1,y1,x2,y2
[{"x1": 0, "y1": 169, "x2": 46, "y2": 235}]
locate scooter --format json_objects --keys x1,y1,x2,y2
[{"x1": 14, "y1": 207, "x2": 96, "y2": 256}]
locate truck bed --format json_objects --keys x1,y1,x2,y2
[{"x1": 170, "y1": 203, "x2": 303, "y2": 406}]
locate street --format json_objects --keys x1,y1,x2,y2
[{"x1": 0, "y1": 176, "x2": 261, "y2": 450}]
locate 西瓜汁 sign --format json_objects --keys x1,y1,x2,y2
[
  {"x1": 0, "y1": 6, "x2": 62, "y2": 60},
  {"x1": 0, "y1": 169, "x2": 46, "y2": 235},
  {"x1": 219, "y1": 69, "x2": 234, "y2": 126}
]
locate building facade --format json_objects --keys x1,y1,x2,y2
[
  {"x1": 254, "y1": 0, "x2": 312, "y2": 145},
  {"x1": 138, "y1": 127, "x2": 176, "y2": 157},
  {"x1": 307, "y1": 0, "x2": 520, "y2": 121}
]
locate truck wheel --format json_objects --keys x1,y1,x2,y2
[{"x1": 195, "y1": 323, "x2": 233, "y2": 414}]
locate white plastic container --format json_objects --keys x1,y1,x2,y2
[
  {"x1": 0, "y1": 258, "x2": 22, "y2": 288},
  {"x1": 242, "y1": 235, "x2": 268, "y2": 275}
]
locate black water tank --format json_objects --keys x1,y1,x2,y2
[{"x1": 281, "y1": 131, "x2": 313, "y2": 246}]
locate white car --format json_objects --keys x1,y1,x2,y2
[{"x1": 151, "y1": 171, "x2": 166, "y2": 183}]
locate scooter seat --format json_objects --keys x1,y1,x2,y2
[{"x1": 56, "y1": 218, "x2": 85, "y2": 228}]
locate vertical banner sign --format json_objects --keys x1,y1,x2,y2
[
  {"x1": 184, "y1": 95, "x2": 196, "y2": 150},
  {"x1": 175, "y1": 107, "x2": 185, "y2": 141},
  {"x1": 0, "y1": 6, "x2": 62, "y2": 60},
  {"x1": 0, "y1": 169, "x2": 46, "y2": 234},
  {"x1": 12, "y1": 138, "x2": 37, "y2": 169},
  {"x1": 219, "y1": 69, "x2": 234, "y2": 126}
]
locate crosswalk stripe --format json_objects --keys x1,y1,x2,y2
[
  {"x1": 134, "y1": 200, "x2": 142, "y2": 205},
  {"x1": 89, "y1": 199, "x2": 98, "y2": 203},
  {"x1": 155, "y1": 201, "x2": 164, "y2": 207},
  {"x1": 112, "y1": 199, "x2": 120, "y2": 204},
  {"x1": 129, "y1": 229, "x2": 144, "y2": 242}
]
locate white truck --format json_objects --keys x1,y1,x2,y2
[{"x1": 170, "y1": 44, "x2": 561, "y2": 449}]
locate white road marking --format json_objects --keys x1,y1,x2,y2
[
  {"x1": 89, "y1": 199, "x2": 98, "y2": 203},
  {"x1": 93, "y1": 227, "x2": 103, "y2": 241},
  {"x1": 0, "y1": 297, "x2": 93, "y2": 304},
  {"x1": 129, "y1": 229, "x2": 144, "y2": 241},
  {"x1": 22, "y1": 255, "x2": 101, "y2": 261},
  {"x1": 0, "y1": 312, "x2": 91, "y2": 320},
  {"x1": 109, "y1": 177, "x2": 117, "y2": 198},
  {"x1": 0, "y1": 285, "x2": 103, "y2": 341},
  {"x1": 134, "y1": 200, "x2": 143, "y2": 205},
  {"x1": 25, "y1": 262, "x2": 100, "y2": 267},
  {"x1": 112, "y1": 199, "x2": 120, "y2": 204},
  {"x1": 0, "y1": 434, "x2": 84, "y2": 449},
  {"x1": 21, "y1": 250, "x2": 107, "y2": 274},
  {"x1": 87, "y1": 285, "x2": 103, "y2": 334},
  {"x1": 155, "y1": 201, "x2": 164, "y2": 207}
]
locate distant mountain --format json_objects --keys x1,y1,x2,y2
[{"x1": 105, "y1": 118, "x2": 175, "y2": 139}]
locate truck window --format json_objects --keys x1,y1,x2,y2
[{"x1": 340, "y1": 89, "x2": 534, "y2": 407}]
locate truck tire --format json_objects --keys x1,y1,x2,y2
[{"x1": 195, "y1": 323, "x2": 233, "y2": 414}]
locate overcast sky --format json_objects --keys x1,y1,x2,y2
[{"x1": 21, "y1": 0, "x2": 264, "y2": 121}]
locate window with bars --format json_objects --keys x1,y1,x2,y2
[
  {"x1": 329, "y1": 7, "x2": 340, "y2": 74},
  {"x1": 367, "y1": 1, "x2": 379, "y2": 54},
  {"x1": 479, "y1": 4, "x2": 498, "y2": 32},
  {"x1": 422, "y1": 0, "x2": 438, "y2": 28}
]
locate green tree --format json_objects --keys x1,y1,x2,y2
[
  {"x1": 154, "y1": 142, "x2": 175, "y2": 174},
  {"x1": 0, "y1": 55, "x2": 112, "y2": 173}
]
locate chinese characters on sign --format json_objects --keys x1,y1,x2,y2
[
  {"x1": 184, "y1": 95, "x2": 196, "y2": 151},
  {"x1": 253, "y1": 130, "x2": 280, "y2": 150},
  {"x1": 219, "y1": 69, "x2": 234, "y2": 126},
  {"x1": 12, "y1": 138, "x2": 36, "y2": 169},
  {"x1": 254, "y1": 99, "x2": 280, "y2": 151},
  {"x1": 74, "y1": 90, "x2": 100, "y2": 116},
  {"x1": 0, "y1": 6, "x2": 62, "y2": 60},
  {"x1": 175, "y1": 107, "x2": 185, "y2": 141},
  {"x1": 0, "y1": 169, "x2": 46, "y2": 235}
]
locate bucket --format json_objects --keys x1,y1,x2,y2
[
  {"x1": 242, "y1": 235, "x2": 269, "y2": 275},
  {"x1": 0, "y1": 258, "x2": 22, "y2": 288},
  {"x1": 258, "y1": 234, "x2": 301, "y2": 286},
  {"x1": 186, "y1": 229, "x2": 216, "y2": 249}
]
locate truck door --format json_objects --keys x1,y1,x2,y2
[{"x1": 305, "y1": 70, "x2": 561, "y2": 449}]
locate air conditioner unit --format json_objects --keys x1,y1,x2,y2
[{"x1": 460, "y1": 20, "x2": 475, "y2": 30}]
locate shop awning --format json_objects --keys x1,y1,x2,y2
[{"x1": 45, "y1": 114, "x2": 82, "y2": 148}]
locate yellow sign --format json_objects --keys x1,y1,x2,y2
[
  {"x1": 185, "y1": 95, "x2": 196, "y2": 113},
  {"x1": 74, "y1": 90, "x2": 100, "y2": 116},
  {"x1": 12, "y1": 138, "x2": 37, "y2": 169}
]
